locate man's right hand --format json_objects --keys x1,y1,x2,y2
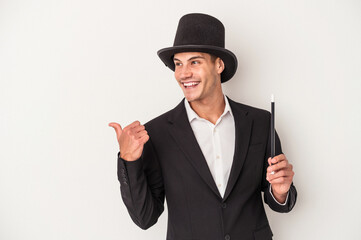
[{"x1": 108, "y1": 121, "x2": 149, "y2": 161}]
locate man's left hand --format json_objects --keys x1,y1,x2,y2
[{"x1": 266, "y1": 154, "x2": 294, "y2": 203}]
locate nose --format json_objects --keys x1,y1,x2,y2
[{"x1": 177, "y1": 64, "x2": 192, "y2": 80}]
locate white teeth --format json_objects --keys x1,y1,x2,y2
[{"x1": 183, "y1": 82, "x2": 199, "y2": 87}]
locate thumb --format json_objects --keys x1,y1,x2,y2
[{"x1": 108, "y1": 122, "x2": 123, "y2": 138}]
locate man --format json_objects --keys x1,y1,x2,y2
[{"x1": 109, "y1": 13, "x2": 296, "y2": 240}]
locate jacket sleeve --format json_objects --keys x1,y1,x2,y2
[
  {"x1": 261, "y1": 127, "x2": 297, "y2": 213},
  {"x1": 117, "y1": 136, "x2": 165, "y2": 230}
]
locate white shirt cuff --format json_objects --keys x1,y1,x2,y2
[{"x1": 269, "y1": 184, "x2": 289, "y2": 206}]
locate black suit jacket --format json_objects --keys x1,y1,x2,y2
[{"x1": 117, "y1": 97, "x2": 297, "y2": 240}]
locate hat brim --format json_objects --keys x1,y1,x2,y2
[{"x1": 157, "y1": 45, "x2": 237, "y2": 83}]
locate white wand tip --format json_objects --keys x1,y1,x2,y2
[{"x1": 271, "y1": 94, "x2": 275, "y2": 102}]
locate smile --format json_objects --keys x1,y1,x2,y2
[{"x1": 182, "y1": 81, "x2": 200, "y2": 88}]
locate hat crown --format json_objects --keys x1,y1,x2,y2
[{"x1": 173, "y1": 13, "x2": 225, "y2": 48}]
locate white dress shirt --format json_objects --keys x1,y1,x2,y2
[
  {"x1": 184, "y1": 95, "x2": 288, "y2": 204},
  {"x1": 184, "y1": 95, "x2": 235, "y2": 197}
]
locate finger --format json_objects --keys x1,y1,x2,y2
[
  {"x1": 270, "y1": 154, "x2": 286, "y2": 164},
  {"x1": 267, "y1": 169, "x2": 294, "y2": 181},
  {"x1": 108, "y1": 122, "x2": 123, "y2": 137},
  {"x1": 132, "y1": 135, "x2": 150, "y2": 154},
  {"x1": 134, "y1": 130, "x2": 148, "y2": 139},
  {"x1": 268, "y1": 176, "x2": 292, "y2": 185},
  {"x1": 126, "y1": 126, "x2": 146, "y2": 139},
  {"x1": 138, "y1": 134, "x2": 150, "y2": 145},
  {"x1": 132, "y1": 125, "x2": 146, "y2": 133},
  {"x1": 129, "y1": 120, "x2": 141, "y2": 128},
  {"x1": 122, "y1": 121, "x2": 143, "y2": 135},
  {"x1": 267, "y1": 160, "x2": 288, "y2": 173},
  {"x1": 268, "y1": 167, "x2": 294, "y2": 181},
  {"x1": 267, "y1": 157, "x2": 276, "y2": 175}
]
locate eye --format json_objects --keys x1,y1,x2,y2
[
  {"x1": 174, "y1": 62, "x2": 182, "y2": 67},
  {"x1": 191, "y1": 60, "x2": 199, "y2": 65}
]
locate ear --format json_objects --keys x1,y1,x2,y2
[{"x1": 216, "y1": 58, "x2": 225, "y2": 75}]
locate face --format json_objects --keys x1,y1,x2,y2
[{"x1": 173, "y1": 52, "x2": 224, "y2": 103}]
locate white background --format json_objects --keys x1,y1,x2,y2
[{"x1": 1, "y1": 0, "x2": 360, "y2": 239}]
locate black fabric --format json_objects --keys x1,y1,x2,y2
[
  {"x1": 157, "y1": 13, "x2": 238, "y2": 83},
  {"x1": 173, "y1": 13, "x2": 225, "y2": 47},
  {"x1": 254, "y1": 224, "x2": 273, "y2": 240},
  {"x1": 117, "y1": 97, "x2": 297, "y2": 240}
]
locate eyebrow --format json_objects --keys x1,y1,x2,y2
[{"x1": 173, "y1": 56, "x2": 205, "y2": 62}]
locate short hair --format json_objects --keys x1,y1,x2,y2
[{"x1": 210, "y1": 53, "x2": 218, "y2": 62}]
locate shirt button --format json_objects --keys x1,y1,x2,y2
[
  {"x1": 216, "y1": 155, "x2": 220, "y2": 159},
  {"x1": 217, "y1": 183, "x2": 221, "y2": 187},
  {"x1": 225, "y1": 234, "x2": 231, "y2": 240}
]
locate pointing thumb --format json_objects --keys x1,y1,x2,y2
[{"x1": 108, "y1": 122, "x2": 123, "y2": 138}]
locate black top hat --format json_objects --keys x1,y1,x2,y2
[{"x1": 157, "y1": 13, "x2": 238, "y2": 83}]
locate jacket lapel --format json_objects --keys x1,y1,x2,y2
[
  {"x1": 167, "y1": 99, "x2": 222, "y2": 199},
  {"x1": 223, "y1": 97, "x2": 253, "y2": 201},
  {"x1": 166, "y1": 97, "x2": 253, "y2": 201}
]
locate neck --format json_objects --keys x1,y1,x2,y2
[{"x1": 189, "y1": 91, "x2": 226, "y2": 125}]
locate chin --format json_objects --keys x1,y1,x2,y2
[
  {"x1": 184, "y1": 94, "x2": 198, "y2": 102},
  {"x1": 182, "y1": 88, "x2": 202, "y2": 103}
]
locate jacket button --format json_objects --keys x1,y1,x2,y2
[
  {"x1": 225, "y1": 234, "x2": 230, "y2": 240},
  {"x1": 222, "y1": 203, "x2": 227, "y2": 208}
]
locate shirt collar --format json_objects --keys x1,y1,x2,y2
[{"x1": 184, "y1": 95, "x2": 233, "y2": 123}]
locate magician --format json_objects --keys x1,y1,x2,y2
[{"x1": 109, "y1": 13, "x2": 297, "y2": 240}]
